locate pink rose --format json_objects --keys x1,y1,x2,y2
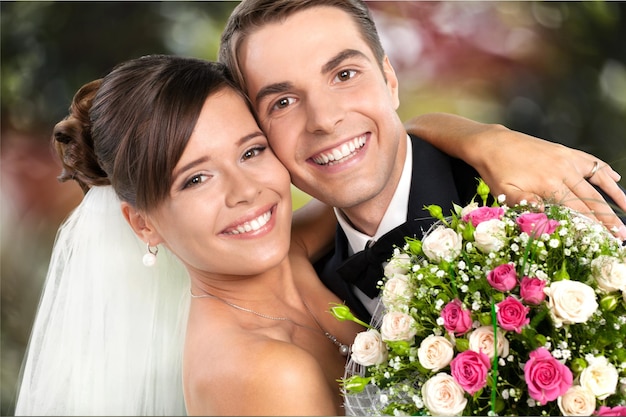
[
  {"x1": 524, "y1": 347, "x2": 573, "y2": 405},
  {"x1": 462, "y1": 206, "x2": 504, "y2": 227},
  {"x1": 450, "y1": 350, "x2": 491, "y2": 395},
  {"x1": 497, "y1": 296, "x2": 530, "y2": 333},
  {"x1": 520, "y1": 276, "x2": 547, "y2": 305},
  {"x1": 596, "y1": 406, "x2": 626, "y2": 416},
  {"x1": 441, "y1": 299, "x2": 472, "y2": 336},
  {"x1": 487, "y1": 263, "x2": 518, "y2": 292},
  {"x1": 516, "y1": 212, "x2": 560, "y2": 237}
]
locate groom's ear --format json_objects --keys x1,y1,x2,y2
[{"x1": 120, "y1": 202, "x2": 163, "y2": 245}]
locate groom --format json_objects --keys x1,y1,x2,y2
[{"x1": 219, "y1": 0, "x2": 626, "y2": 321}]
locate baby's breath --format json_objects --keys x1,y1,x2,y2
[{"x1": 341, "y1": 183, "x2": 626, "y2": 416}]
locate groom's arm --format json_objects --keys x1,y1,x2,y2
[{"x1": 405, "y1": 112, "x2": 626, "y2": 239}]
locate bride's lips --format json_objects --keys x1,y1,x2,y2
[
  {"x1": 309, "y1": 134, "x2": 368, "y2": 166},
  {"x1": 221, "y1": 205, "x2": 276, "y2": 236}
]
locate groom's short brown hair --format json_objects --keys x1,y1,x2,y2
[{"x1": 219, "y1": 0, "x2": 386, "y2": 93}]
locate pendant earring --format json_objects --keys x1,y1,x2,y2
[{"x1": 142, "y1": 242, "x2": 158, "y2": 267}]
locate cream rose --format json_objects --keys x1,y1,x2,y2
[
  {"x1": 381, "y1": 274, "x2": 412, "y2": 310},
  {"x1": 544, "y1": 280, "x2": 598, "y2": 326},
  {"x1": 383, "y1": 252, "x2": 411, "y2": 277},
  {"x1": 380, "y1": 311, "x2": 417, "y2": 342},
  {"x1": 422, "y1": 225, "x2": 462, "y2": 263},
  {"x1": 350, "y1": 329, "x2": 387, "y2": 366},
  {"x1": 580, "y1": 356, "x2": 618, "y2": 400},
  {"x1": 422, "y1": 373, "x2": 468, "y2": 416},
  {"x1": 591, "y1": 255, "x2": 626, "y2": 293},
  {"x1": 417, "y1": 335, "x2": 454, "y2": 371},
  {"x1": 468, "y1": 326, "x2": 510, "y2": 359},
  {"x1": 473, "y1": 219, "x2": 507, "y2": 253},
  {"x1": 557, "y1": 385, "x2": 596, "y2": 416},
  {"x1": 460, "y1": 201, "x2": 480, "y2": 218}
]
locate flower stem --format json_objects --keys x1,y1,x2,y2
[{"x1": 490, "y1": 301, "x2": 499, "y2": 415}]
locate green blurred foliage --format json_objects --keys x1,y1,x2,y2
[
  {"x1": 1, "y1": 1, "x2": 233, "y2": 133},
  {"x1": 1, "y1": 2, "x2": 625, "y2": 415},
  {"x1": 369, "y1": 2, "x2": 626, "y2": 179}
]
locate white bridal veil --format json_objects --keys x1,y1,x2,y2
[{"x1": 15, "y1": 186, "x2": 191, "y2": 416}]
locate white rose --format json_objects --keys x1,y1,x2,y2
[
  {"x1": 417, "y1": 335, "x2": 454, "y2": 371},
  {"x1": 544, "y1": 280, "x2": 598, "y2": 326},
  {"x1": 422, "y1": 226, "x2": 462, "y2": 263},
  {"x1": 580, "y1": 356, "x2": 619, "y2": 400},
  {"x1": 422, "y1": 373, "x2": 467, "y2": 416},
  {"x1": 557, "y1": 385, "x2": 596, "y2": 416},
  {"x1": 381, "y1": 274, "x2": 412, "y2": 310},
  {"x1": 468, "y1": 326, "x2": 510, "y2": 359},
  {"x1": 384, "y1": 252, "x2": 411, "y2": 277},
  {"x1": 380, "y1": 311, "x2": 417, "y2": 342},
  {"x1": 591, "y1": 255, "x2": 626, "y2": 293},
  {"x1": 461, "y1": 201, "x2": 480, "y2": 218},
  {"x1": 473, "y1": 219, "x2": 507, "y2": 253},
  {"x1": 350, "y1": 329, "x2": 388, "y2": 366}
]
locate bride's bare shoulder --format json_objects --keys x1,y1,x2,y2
[{"x1": 184, "y1": 336, "x2": 336, "y2": 415}]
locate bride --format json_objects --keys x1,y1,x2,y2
[{"x1": 15, "y1": 54, "x2": 363, "y2": 416}]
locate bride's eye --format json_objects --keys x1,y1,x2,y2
[
  {"x1": 183, "y1": 174, "x2": 209, "y2": 189},
  {"x1": 242, "y1": 146, "x2": 266, "y2": 161}
]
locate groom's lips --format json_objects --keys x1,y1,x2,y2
[{"x1": 309, "y1": 134, "x2": 368, "y2": 166}]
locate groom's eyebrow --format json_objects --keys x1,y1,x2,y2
[
  {"x1": 254, "y1": 82, "x2": 293, "y2": 108},
  {"x1": 253, "y1": 49, "x2": 369, "y2": 108},
  {"x1": 321, "y1": 49, "x2": 369, "y2": 74}
]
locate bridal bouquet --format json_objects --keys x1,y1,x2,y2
[{"x1": 333, "y1": 180, "x2": 626, "y2": 416}]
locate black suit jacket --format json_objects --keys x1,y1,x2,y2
[{"x1": 314, "y1": 134, "x2": 480, "y2": 322}]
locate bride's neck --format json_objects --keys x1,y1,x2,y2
[{"x1": 189, "y1": 258, "x2": 300, "y2": 306}]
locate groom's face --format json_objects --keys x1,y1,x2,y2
[{"x1": 237, "y1": 5, "x2": 406, "y2": 211}]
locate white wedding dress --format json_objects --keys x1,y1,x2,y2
[{"x1": 15, "y1": 186, "x2": 191, "y2": 416}]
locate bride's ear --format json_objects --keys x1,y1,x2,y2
[{"x1": 120, "y1": 202, "x2": 163, "y2": 245}]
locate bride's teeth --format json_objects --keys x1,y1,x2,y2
[
  {"x1": 313, "y1": 135, "x2": 366, "y2": 165},
  {"x1": 227, "y1": 211, "x2": 271, "y2": 235}
]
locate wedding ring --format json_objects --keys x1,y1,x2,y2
[{"x1": 584, "y1": 161, "x2": 600, "y2": 180}]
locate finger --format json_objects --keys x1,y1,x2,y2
[
  {"x1": 562, "y1": 178, "x2": 626, "y2": 240},
  {"x1": 499, "y1": 188, "x2": 544, "y2": 210},
  {"x1": 587, "y1": 164, "x2": 626, "y2": 212},
  {"x1": 551, "y1": 191, "x2": 601, "y2": 223}
]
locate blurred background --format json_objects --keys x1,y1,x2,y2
[{"x1": 2, "y1": 1, "x2": 625, "y2": 414}]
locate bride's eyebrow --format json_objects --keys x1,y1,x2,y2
[
  {"x1": 236, "y1": 131, "x2": 265, "y2": 147},
  {"x1": 173, "y1": 132, "x2": 264, "y2": 176},
  {"x1": 172, "y1": 156, "x2": 210, "y2": 181}
]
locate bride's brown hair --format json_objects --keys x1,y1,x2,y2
[{"x1": 53, "y1": 55, "x2": 241, "y2": 211}]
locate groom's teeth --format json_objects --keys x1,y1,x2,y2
[
  {"x1": 227, "y1": 210, "x2": 271, "y2": 235},
  {"x1": 313, "y1": 135, "x2": 366, "y2": 165}
]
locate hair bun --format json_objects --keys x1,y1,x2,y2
[{"x1": 53, "y1": 80, "x2": 109, "y2": 194}]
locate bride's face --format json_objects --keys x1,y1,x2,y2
[{"x1": 148, "y1": 88, "x2": 293, "y2": 277}]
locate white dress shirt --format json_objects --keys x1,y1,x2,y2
[{"x1": 334, "y1": 135, "x2": 413, "y2": 314}]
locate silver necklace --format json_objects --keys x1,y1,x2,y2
[{"x1": 190, "y1": 290, "x2": 350, "y2": 356}]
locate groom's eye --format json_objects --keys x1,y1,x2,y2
[
  {"x1": 273, "y1": 97, "x2": 295, "y2": 110},
  {"x1": 335, "y1": 69, "x2": 357, "y2": 83}
]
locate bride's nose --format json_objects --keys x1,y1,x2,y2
[{"x1": 224, "y1": 169, "x2": 262, "y2": 207}]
